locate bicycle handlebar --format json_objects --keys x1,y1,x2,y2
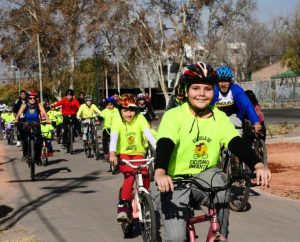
[
  {"x1": 172, "y1": 172, "x2": 256, "y2": 194},
  {"x1": 120, "y1": 157, "x2": 154, "y2": 169}
]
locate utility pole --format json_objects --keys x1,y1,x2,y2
[{"x1": 37, "y1": 33, "x2": 43, "y2": 104}]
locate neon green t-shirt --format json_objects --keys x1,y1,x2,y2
[
  {"x1": 157, "y1": 102, "x2": 239, "y2": 177},
  {"x1": 41, "y1": 123, "x2": 54, "y2": 139},
  {"x1": 3, "y1": 113, "x2": 15, "y2": 125},
  {"x1": 54, "y1": 110, "x2": 63, "y2": 125},
  {"x1": 111, "y1": 112, "x2": 150, "y2": 155},
  {"x1": 47, "y1": 110, "x2": 57, "y2": 123},
  {"x1": 77, "y1": 104, "x2": 102, "y2": 119},
  {"x1": 101, "y1": 107, "x2": 119, "y2": 131}
]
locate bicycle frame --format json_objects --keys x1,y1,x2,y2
[{"x1": 121, "y1": 158, "x2": 154, "y2": 221}]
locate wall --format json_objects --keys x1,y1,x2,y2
[{"x1": 239, "y1": 77, "x2": 300, "y2": 108}]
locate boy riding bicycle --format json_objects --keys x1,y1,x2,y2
[
  {"x1": 76, "y1": 95, "x2": 102, "y2": 142},
  {"x1": 154, "y1": 63, "x2": 271, "y2": 242},
  {"x1": 109, "y1": 93, "x2": 156, "y2": 223}
]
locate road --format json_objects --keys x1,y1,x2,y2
[
  {"x1": 0, "y1": 137, "x2": 300, "y2": 242},
  {"x1": 263, "y1": 109, "x2": 300, "y2": 124}
]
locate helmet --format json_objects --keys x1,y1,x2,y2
[
  {"x1": 179, "y1": 62, "x2": 215, "y2": 88},
  {"x1": 118, "y1": 93, "x2": 138, "y2": 109},
  {"x1": 174, "y1": 84, "x2": 185, "y2": 97},
  {"x1": 84, "y1": 95, "x2": 93, "y2": 101},
  {"x1": 105, "y1": 97, "x2": 115, "y2": 104},
  {"x1": 27, "y1": 90, "x2": 38, "y2": 97},
  {"x1": 216, "y1": 66, "x2": 234, "y2": 81},
  {"x1": 136, "y1": 93, "x2": 146, "y2": 101},
  {"x1": 245, "y1": 90, "x2": 258, "y2": 106},
  {"x1": 66, "y1": 89, "x2": 74, "y2": 96}
]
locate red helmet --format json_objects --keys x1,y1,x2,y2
[
  {"x1": 27, "y1": 90, "x2": 38, "y2": 97},
  {"x1": 118, "y1": 94, "x2": 138, "y2": 109}
]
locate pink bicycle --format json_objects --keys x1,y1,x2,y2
[{"x1": 172, "y1": 174, "x2": 253, "y2": 242}]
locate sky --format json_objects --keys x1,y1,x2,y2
[
  {"x1": 1, "y1": 0, "x2": 300, "y2": 77},
  {"x1": 255, "y1": 0, "x2": 299, "y2": 22}
]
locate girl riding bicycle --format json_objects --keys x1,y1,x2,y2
[
  {"x1": 109, "y1": 93, "x2": 156, "y2": 223},
  {"x1": 15, "y1": 90, "x2": 50, "y2": 164},
  {"x1": 154, "y1": 63, "x2": 271, "y2": 242}
]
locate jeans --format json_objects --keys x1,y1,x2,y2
[{"x1": 153, "y1": 168, "x2": 230, "y2": 242}]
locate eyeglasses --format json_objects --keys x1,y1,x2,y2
[{"x1": 28, "y1": 97, "x2": 36, "y2": 100}]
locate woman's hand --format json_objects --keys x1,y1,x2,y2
[
  {"x1": 254, "y1": 163, "x2": 271, "y2": 188},
  {"x1": 154, "y1": 168, "x2": 174, "y2": 192}
]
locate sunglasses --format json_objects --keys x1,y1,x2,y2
[{"x1": 28, "y1": 97, "x2": 36, "y2": 100}]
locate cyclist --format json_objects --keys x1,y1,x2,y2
[
  {"x1": 166, "y1": 83, "x2": 186, "y2": 110},
  {"x1": 15, "y1": 90, "x2": 50, "y2": 164},
  {"x1": 2, "y1": 107, "x2": 15, "y2": 140},
  {"x1": 0, "y1": 99, "x2": 7, "y2": 130},
  {"x1": 13, "y1": 90, "x2": 27, "y2": 147},
  {"x1": 109, "y1": 93, "x2": 156, "y2": 223},
  {"x1": 51, "y1": 89, "x2": 80, "y2": 148},
  {"x1": 76, "y1": 95, "x2": 102, "y2": 142},
  {"x1": 212, "y1": 65, "x2": 261, "y2": 135},
  {"x1": 40, "y1": 114, "x2": 54, "y2": 157},
  {"x1": 136, "y1": 92, "x2": 158, "y2": 123},
  {"x1": 154, "y1": 63, "x2": 271, "y2": 242},
  {"x1": 245, "y1": 90, "x2": 266, "y2": 140},
  {"x1": 100, "y1": 97, "x2": 119, "y2": 164}
]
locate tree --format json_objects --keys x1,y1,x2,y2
[{"x1": 282, "y1": 5, "x2": 300, "y2": 70}]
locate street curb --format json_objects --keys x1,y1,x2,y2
[{"x1": 266, "y1": 136, "x2": 300, "y2": 144}]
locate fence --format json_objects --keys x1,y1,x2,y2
[{"x1": 240, "y1": 77, "x2": 300, "y2": 108}]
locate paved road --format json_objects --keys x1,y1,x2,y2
[{"x1": 0, "y1": 137, "x2": 299, "y2": 242}]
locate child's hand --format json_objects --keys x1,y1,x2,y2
[{"x1": 109, "y1": 154, "x2": 118, "y2": 165}]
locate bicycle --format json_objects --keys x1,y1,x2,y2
[
  {"x1": 0, "y1": 118, "x2": 4, "y2": 140},
  {"x1": 5, "y1": 123, "x2": 15, "y2": 145},
  {"x1": 41, "y1": 137, "x2": 49, "y2": 166},
  {"x1": 64, "y1": 115, "x2": 75, "y2": 154},
  {"x1": 118, "y1": 157, "x2": 156, "y2": 242},
  {"x1": 172, "y1": 173, "x2": 255, "y2": 242},
  {"x1": 23, "y1": 122, "x2": 40, "y2": 181},
  {"x1": 82, "y1": 118, "x2": 100, "y2": 159}
]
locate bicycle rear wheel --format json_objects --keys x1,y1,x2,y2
[
  {"x1": 226, "y1": 157, "x2": 251, "y2": 212},
  {"x1": 29, "y1": 140, "x2": 35, "y2": 181},
  {"x1": 139, "y1": 192, "x2": 157, "y2": 242},
  {"x1": 254, "y1": 138, "x2": 268, "y2": 166}
]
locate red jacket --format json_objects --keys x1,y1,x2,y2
[{"x1": 52, "y1": 97, "x2": 80, "y2": 116}]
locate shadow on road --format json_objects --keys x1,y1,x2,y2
[
  {"x1": 35, "y1": 167, "x2": 72, "y2": 180},
  {"x1": 46, "y1": 158, "x2": 68, "y2": 166},
  {"x1": 0, "y1": 168, "x2": 113, "y2": 241},
  {"x1": 0, "y1": 158, "x2": 17, "y2": 166}
]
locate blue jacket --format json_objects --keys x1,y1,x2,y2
[{"x1": 212, "y1": 83, "x2": 259, "y2": 124}]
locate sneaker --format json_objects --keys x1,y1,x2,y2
[
  {"x1": 117, "y1": 200, "x2": 131, "y2": 223},
  {"x1": 214, "y1": 233, "x2": 228, "y2": 242},
  {"x1": 16, "y1": 141, "x2": 21, "y2": 147}
]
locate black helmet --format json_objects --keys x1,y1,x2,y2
[
  {"x1": 66, "y1": 89, "x2": 74, "y2": 96},
  {"x1": 179, "y1": 62, "x2": 215, "y2": 89}
]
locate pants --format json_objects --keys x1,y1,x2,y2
[
  {"x1": 229, "y1": 114, "x2": 243, "y2": 136},
  {"x1": 153, "y1": 168, "x2": 230, "y2": 242},
  {"x1": 62, "y1": 115, "x2": 76, "y2": 145},
  {"x1": 22, "y1": 125, "x2": 42, "y2": 160},
  {"x1": 119, "y1": 154, "x2": 150, "y2": 201},
  {"x1": 102, "y1": 129, "x2": 110, "y2": 155}
]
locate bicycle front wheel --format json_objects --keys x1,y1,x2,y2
[
  {"x1": 29, "y1": 140, "x2": 35, "y2": 181},
  {"x1": 226, "y1": 157, "x2": 250, "y2": 212},
  {"x1": 254, "y1": 139, "x2": 268, "y2": 166},
  {"x1": 41, "y1": 147, "x2": 48, "y2": 166},
  {"x1": 139, "y1": 192, "x2": 157, "y2": 242},
  {"x1": 67, "y1": 125, "x2": 74, "y2": 154},
  {"x1": 93, "y1": 128, "x2": 100, "y2": 160}
]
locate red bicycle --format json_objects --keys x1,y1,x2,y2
[{"x1": 172, "y1": 173, "x2": 254, "y2": 242}]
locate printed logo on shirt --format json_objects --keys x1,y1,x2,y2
[
  {"x1": 125, "y1": 133, "x2": 136, "y2": 151},
  {"x1": 188, "y1": 141, "x2": 209, "y2": 171}
]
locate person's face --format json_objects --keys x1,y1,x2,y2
[
  {"x1": 138, "y1": 99, "x2": 145, "y2": 105},
  {"x1": 187, "y1": 83, "x2": 214, "y2": 110},
  {"x1": 217, "y1": 80, "x2": 231, "y2": 93},
  {"x1": 79, "y1": 94, "x2": 84, "y2": 99},
  {"x1": 86, "y1": 100, "x2": 92, "y2": 106},
  {"x1": 28, "y1": 96, "x2": 36, "y2": 104},
  {"x1": 20, "y1": 92, "x2": 26, "y2": 100},
  {"x1": 113, "y1": 94, "x2": 119, "y2": 101},
  {"x1": 120, "y1": 108, "x2": 136, "y2": 123},
  {"x1": 67, "y1": 94, "x2": 72, "y2": 100},
  {"x1": 106, "y1": 102, "x2": 114, "y2": 110}
]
